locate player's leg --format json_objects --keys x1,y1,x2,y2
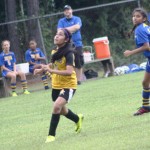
[
  {"x1": 59, "y1": 89, "x2": 83, "y2": 133},
  {"x1": 74, "y1": 46, "x2": 84, "y2": 85},
  {"x1": 60, "y1": 106, "x2": 83, "y2": 133},
  {"x1": 45, "y1": 89, "x2": 60, "y2": 143},
  {"x1": 6, "y1": 71, "x2": 17, "y2": 96},
  {"x1": 41, "y1": 74, "x2": 49, "y2": 90},
  {"x1": 134, "y1": 60, "x2": 150, "y2": 116},
  {"x1": 101, "y1": 60, "x2": 110, "y2": 77},
  {"x1": 46, "y1": 90, "x2": 66, "y2": 143},
  {"x1": 17, "y1": 71, "x2": 30, "y2": 94}
]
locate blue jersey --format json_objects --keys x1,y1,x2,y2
[
  {"x1": 134, "y1": 23, "x2": 150, "y2": 58},
  {"x1": 57, "y1": 16, "x2": 83, "y2": 47},
  {"x1": 25, "y1": 48, "x2": 45, "y2": 68},
  {"x1": 0, "y1": 51, "x2": 16, "y2": 71}
]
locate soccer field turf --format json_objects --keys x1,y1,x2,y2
[{"x1": 0, "y1": 72, "x2": 150, "y2": 150}]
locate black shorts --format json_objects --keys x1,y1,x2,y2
[
  {"x1": 52, "y1": 89, "x2": 76, "y2": 102},
  {"x1": 74, "y1": 46, "x2": 84, "y2": 69}
]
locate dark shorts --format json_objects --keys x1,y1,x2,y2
[
  {"x1": 52, "y1": 89, "x2": 76, "y2": 102},
  {"x1": 74, "y1": 46, "x2": 84, "y2": 69}
]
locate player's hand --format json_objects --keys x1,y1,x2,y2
[
  {"x1": 34, "y1": 69, "x2": 43, "y2": 75},
  {"x1": 35, "y1": 54, "x2": 40, "y2": 60},
  {"x1": 124, "y1": 50, "x2": 133, "y2": 57},
  {"x1": 43, "y1": 65, "x2": 51, "y2": 72},
  {"x1": 13, "y1": 71, "x2": 18, "y2": 75}
]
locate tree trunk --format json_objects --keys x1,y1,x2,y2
[
  {"x1": 5, "y1": 0, "x2": 22, "y2": 63},
  {"x1": 26, "y1": 0, "x2": 43, "y2": 48}
]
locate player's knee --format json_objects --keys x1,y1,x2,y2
[
  {"x1": 53, "y1": 104, "x2": 61, "y2": 114},
  {"x1": 10, "y1": 73, "x2": 16, "y2": 79},
  {"x1": 19, "y1": 71, "x2": 25, "y2": 76},
  {"x1": 142, "y1": 79, "x2": 149, "y2": 88}
]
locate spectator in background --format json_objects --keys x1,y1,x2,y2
[
  {"x1": 0, "y1": 40, "x2": 30, "y2": 96},
  {"x1": 25, "y1": 39, "x2": 49, "y2": 90},
  {"x1": 57, "y1": 5, "x2": 84, "y2": 85}
]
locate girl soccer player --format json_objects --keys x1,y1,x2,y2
[
  {"x1": 25, "y1": 40, "x2": 49, "y2": 90},
  {"x1": 124, "y1": 8, "x2": 150, "y2": 116},
  {"x1": 0, "y1": 40, "x2": 30, "y2": 96},
  {"x1": 34, "y1": 29, "x2": 83, "y2": 142}
]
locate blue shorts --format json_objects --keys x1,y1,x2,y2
[
  {"x1": 2, "y1": 70, "x2": 10, "y2": 77},
  {"x1": 146, "y1": 59, "x2": 150, "y2": 73},
  {"x1": 29, "y1": 68, "x2": 34, "y2": 73}
]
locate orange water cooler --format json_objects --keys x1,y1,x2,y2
[{"x1": 93, "y1": 36, "x2": 111, "y2": 59}]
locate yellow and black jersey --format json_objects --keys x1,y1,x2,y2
[{"x1": 51, "y1": 49, "x2": 77, "y2": 89}]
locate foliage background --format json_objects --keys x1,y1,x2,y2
[{"x1": 0, "y1": 0, "x2": 150, "y2": 66}]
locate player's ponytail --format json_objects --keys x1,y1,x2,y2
[{"x1": 127, "y1": 25, "x2": 137, "y2": 38}]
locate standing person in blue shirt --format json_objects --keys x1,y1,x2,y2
[
  {"x1": 124, "y1": 8, "x2": 150, "y2": 116},
  {"x1": 57, "y1": 5, "x2": 84, "y2": 85},
  {"x1": 25, "y1": 39, "x2": 49, "y2": 90},
  {"x1": 0, "y1": 40, "x2": 30, "y2": 96}
]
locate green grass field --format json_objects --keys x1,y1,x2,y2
[{"x1": 1, "y1": 72, "x2": 150, "y2": 150}]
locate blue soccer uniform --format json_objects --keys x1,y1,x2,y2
[
  {"x1": 25, "y1": 48, "x2": 49, "y2": 90},
  {"x1": 134, "y1": 23, "x2": 150, "y2": 72},
  {"x1": 25, "y1": 48, "x2": 45, "y2": 73},
  {"x1": 0, "y1": 51, "x2": 16, "y2": 77},
  {"x1": 0, "y1": 51, "x2": 29, "y2": 95},
  {"x1": 133, "y1": 22, "x2": 150, "y2": 115}
]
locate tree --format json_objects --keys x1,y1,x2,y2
[
  {"x1": 26, "y1": 0, "x2": 43, "y2": 49},
  {"x1": 5, "y1": 0, "x2": 22, "y2": 62}
]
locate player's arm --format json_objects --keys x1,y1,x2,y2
[
  {"x1": 65, "y1": 24, "x2": 80, "y2": 34},
  {"x1": 47, "y1": 65, "x2": 74, "y2": 76},
  {"x1": 1, "y1": 65, "x2": 12, "y2": 72},
  {"x1": 13, "y1": 63, "x2": 17, "y2": 72},
  {"x1": 0, "y1": 56, "x2": 8, "y2": 71},
  {"x1": 25, "y1": 51, "x2": 36, "y2": 65},
  {"x1": 66, "y1": 17, "x2": 82, "y2": 33},
  {"x1": 35, "y1": 51, "x2": 46, "y2": 61},
  {"x1": 124, "y1": 42, "x2": 150, "y2": 57}
]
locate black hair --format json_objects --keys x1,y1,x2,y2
[
  {"x1": 128, "y1": 7, "x2": 148, "y2": 38},
  {"x1": 51, "y1": 29, "x2": 74, "y2": 63}
]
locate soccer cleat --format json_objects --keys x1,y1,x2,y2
[
  {"x1": 75, "y1": 114, "x2": 84, "y2": 133},
  {"x1": 12, "y1": 92, "x2": 18, "y2": 97},
  {"x1": 133, "y1": 107, "x2": 150, "y2": 116},
  {"x1": 23, "y1": 90, "x2": 30, "y2": 95},
  {"x1": 45, "y1": 86, "x2": 49, "y2": 90},
  {"x1": 45, "y1": 135, "x2": 55, "y2": 143}
]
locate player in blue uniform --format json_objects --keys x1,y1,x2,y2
[
  {"x1": 0, "y1": 40, "x2": 30, "y2": 96},
  {"x1": 57, "y1": 5, "x2": 84, "y2": 85},
  {"x1": 124, "y1": 8, "x2": 150, "y2": 115},
  {"x1": 25, "y1": 40, "x2": 49, "y2": 90}
]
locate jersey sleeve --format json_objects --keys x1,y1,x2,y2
[
  {"x1": 57, "y1": 19, "x2": 64, "y2": 29},
  {"x1": 137, "y1": 26, "x2": 150, "y2": 44},
  {"x1": 74, "y1": 17, "x2": 82, "y2": 28},
  {"x1": 39, "y1": 50, "x2": 45, "y2": 58},
  {"x1": 12, "y1": 52, "x2": 16, "y2": 63},
  {"x1": 0, "y1": 55, "x2": 4, "y2": 66},
  {"x1": 65, "y1": 52, "x2": 75, "y2": 66},
  {"x1": 25, "y1": 51, "x2": 31, "y2": 62}
]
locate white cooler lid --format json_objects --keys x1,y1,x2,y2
[{"x1": 93, "y1": 36, "x2": 108, "y2": 43}]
